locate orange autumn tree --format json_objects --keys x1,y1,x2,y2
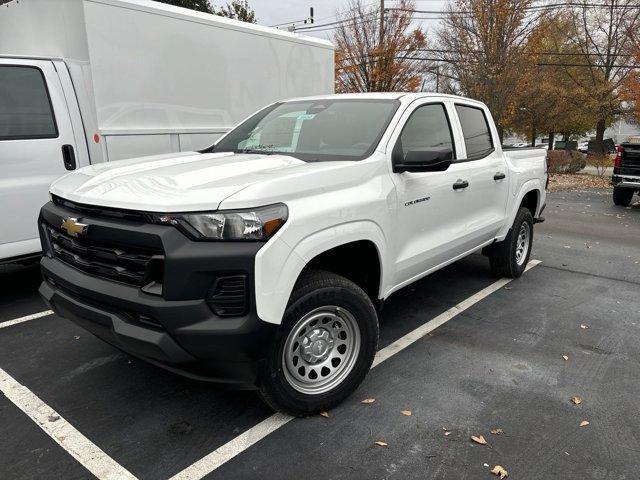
[
  {"x1": 334, "y1": 0, "x2": 430, "y2": 93},
  {"x1": 622, "y1": 47, "x2": 640, "y2": 123},
  {"x1": 565, "y1": 0, "x2": 640, "y2": 153},
  {"x1": 438, "y1": 0, "x2": 549, "y2": 142}
]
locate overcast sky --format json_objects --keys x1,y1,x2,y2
[{"x1": 240, "y1": 0, "x2": 448, "y2": 41}]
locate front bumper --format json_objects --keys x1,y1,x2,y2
[{"x1": 38, "y1": 201, "x2": 278, "y2": 388}]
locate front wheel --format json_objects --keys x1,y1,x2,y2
[
  {"x1": 258, "y1": 270, "x2": 379, "y2": 416},
  {"x1": 488, "y1": 207, "x2": 534, "y2": 278},
  {"x1": 613, "y1": 186, "x2": 634, "y2": 207}
]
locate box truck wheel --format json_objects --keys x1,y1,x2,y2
[
  {"x1": 258, "y1": 270, "x2": 379, "y2": 416},
  {"x1": 613, "y1": 186, "x2": 634, "y2": 207},
  {"x1": 488, "y1": 207, "x2": 533, "y2": 278}
]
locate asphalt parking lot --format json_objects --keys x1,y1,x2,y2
[{"x1": 1, "y1": 188, "x2": 639, "y2": 480}]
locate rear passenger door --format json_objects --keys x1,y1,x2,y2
[
  {"x1": 452, "y1": 103, "x2": 509, "y2": 243},
  {"x1": 0, "y1": 59, "x2": 77, "y2": 260}
]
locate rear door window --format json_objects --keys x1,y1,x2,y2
[
  {"x1": 0, "y1": 66, "x2": 58, "y2": 140},
  {"x1": 455, "y1": 104, "x2": 493, "y2": 159}
]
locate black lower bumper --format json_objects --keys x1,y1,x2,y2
[
  {"x1": 40, "y1": 257, "x2": 277, "y2": 388},
  {"x1": 38, "y1": 200, "x2": 278, "y2": 388}
]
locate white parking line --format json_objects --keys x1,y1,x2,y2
[
  {"x1": 0, "y1": 310, "x2": 53, "y2": 329},
  {"x1": 168, "y1": 414, "x2": 292, "y2": 480},
  {"x1": 0, "y1": 366, "x2": 138, "y2": 480},
  {"x1": 170, "y1": 259, "x2": 542, "y2": 480}
]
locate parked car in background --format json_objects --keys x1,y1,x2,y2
[
  {"x1": 554, "y1": 141, "x2": 578, "y2": 151},
  {"x1": 613, "y1": 141, "x2": 640, "y2": 206},
  {"x1": 578, "y1": 141, "x2": 589, "y2": 153},
  {"x1": 38, "y1": 93, "x2": 547, "y2": 415},
  {"x1": 0, "y1": 0, "x2": 333, "y2": 264}
]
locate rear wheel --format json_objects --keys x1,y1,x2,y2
[
  {"x1": 613, "y1": 186, "x2": 634, "y2": 207},
  {"x1": 488, "y1": 207, "x2": 533, "y2": 278},
  {"x1": 258, "y1": 270, "x2": 378, "y2": 416}
]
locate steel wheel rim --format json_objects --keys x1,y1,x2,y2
[
  {"x1": 515, "y1": 222, "x2": 530, "y2": 266},
  {"x1": 282, "y1": 306, "x2": 361, "y2": 395}
]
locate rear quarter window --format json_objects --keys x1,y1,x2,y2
[
  {"x1": 0, "y1": 65, "x2": 58, "y2": 140},
  {"x1": 455, "y1": 104, "x2": 494, "y2": 160}
]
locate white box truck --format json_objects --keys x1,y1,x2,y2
[{"x1": 0, "y1": 0, "x2": 334, "y2": 263}]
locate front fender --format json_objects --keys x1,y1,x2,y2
[{"x1": 254, "y1": 221, "x2": 388, "y2": 325}]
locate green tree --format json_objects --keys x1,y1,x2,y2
[
  {"x1": 154, "y1": 0, "x2": 214, "y2": 14},
  {"x1": 153, "y1": 0, "x2": 257, "y2": 24},
  {"x1": 216, "y1": 0, "x2": 256, "y2": 23}
]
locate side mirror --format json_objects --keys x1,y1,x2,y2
[{"x1": 393, "y1": 148, "x2": 453, "y2": 173}]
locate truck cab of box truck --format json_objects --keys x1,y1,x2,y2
[{"x1": 0, "y1": 58, "x2": 92, "y2": 263}]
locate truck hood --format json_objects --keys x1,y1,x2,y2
[{"x1": 49, "y1": 151, "x2": 361, "y2": 212}]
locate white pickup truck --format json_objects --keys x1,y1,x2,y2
[{"x1": 38, "y1": 93, "x2": 547, "y2": 415}]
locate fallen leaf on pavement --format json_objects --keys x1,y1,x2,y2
[
  {"x1": 490, "y1": 428, "x2": 503, "y2": 435},
  {"x1": 471, "y1": 435, "x2": 487, "y2": 445},
  {"x1": 571, "y1": 396, "x2": 583, "y2": 405},
  {"x1": 374, "y1": 440, "x2": 388, "y2": 447},
  {"x1": 491, "y1": 465, "x2": 508, "y2": 479},
  {"x1": 580, "y1": 420, "x2": 590, "y2": 427},
  {"x1": 361, "y1": 398, "x2": 376, "y2": 404},
  {"x1": 562, "y1": 355, "x2": 569, "y2": 361},
  {"x1": 319, "y1": 411, "x2": 330, "y2": 418},
  {"x1": 401, "y1": 410, "x2": 412, "y2": 416}
]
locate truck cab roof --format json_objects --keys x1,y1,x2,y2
[{"x1": 284, "y1": 92, "x2": 488, "y2": 107}]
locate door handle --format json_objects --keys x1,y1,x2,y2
[
  {"x1": 452, "y1": 179, "x2": 469, "y2": 190},
  {"x1": 493, "y1": 172, "x2": 506, "y2": 180},
  {"x1": 62, "y1": 144, "x2": 76, "y2": 171}
]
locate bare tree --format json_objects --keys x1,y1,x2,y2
[
  {"x1": 334, "y1": 0, "x2": 430, "y2": 93},
  {"x1": 438, "y1": 0, "x2": 549, "y2": 141},
  {"x1": 565, "y1": 0, "x2": 640, "y2": 153}
]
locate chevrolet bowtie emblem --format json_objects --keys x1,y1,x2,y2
[{"x1": 61, "y1": 217, "x2": 88, "y2": 237}]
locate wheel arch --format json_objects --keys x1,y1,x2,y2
[
  {"x1": 497, "y1": 180, "x2": 544, "y2": 240},
  {"x1": 254, "y1": 222, "x2": 387, "y2": 325}
]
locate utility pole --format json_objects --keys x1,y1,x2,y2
[{"x1": 379, "y1": 0, "x2": 384, "y2": 46}]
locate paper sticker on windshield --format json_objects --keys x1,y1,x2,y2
[{"x1": 297, "y1": 114, "x2": 316, "y2": 120}]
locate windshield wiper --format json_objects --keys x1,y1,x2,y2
[{"x1": 237, "y1": 149, "x2": 279, "y2": 155}]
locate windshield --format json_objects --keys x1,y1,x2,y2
[{"x1": 211, "y1": 99, "x2": 400, "y2": 162}]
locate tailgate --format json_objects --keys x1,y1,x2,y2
[{"x1": 620, "y1": 143, "x2": 640, "y2": 175}]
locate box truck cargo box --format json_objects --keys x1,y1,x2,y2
[{"x1": 0, "y1": 0, "x2": 334, "y2": 262}]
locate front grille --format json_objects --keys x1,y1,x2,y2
[
  {"x1": 52, "y1": 195, "x2": 149, "y2": 222},
  {"x1": 207, "y1": 275, "x2": 248, "y2": 317},
  {"x1": 46, "y1": 226, "x2": 163, "y2": 287}
]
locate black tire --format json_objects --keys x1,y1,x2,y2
[
  {"x1": 613, "y1": 186, "x2": 634, "y2": 207},
  {"x1": 488, "y1": 207, "x2": 534, "y2": 278},
  {"x1": 258, "y1": 270, "x2": 379, "y2": 416}
]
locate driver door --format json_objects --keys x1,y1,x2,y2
[{"x1": 389, "y1": 101, "x2": 471, "y2": 287}]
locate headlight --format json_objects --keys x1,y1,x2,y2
[{"x1": 152, "y1": 203, "x2": 288, "y2": 241}]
